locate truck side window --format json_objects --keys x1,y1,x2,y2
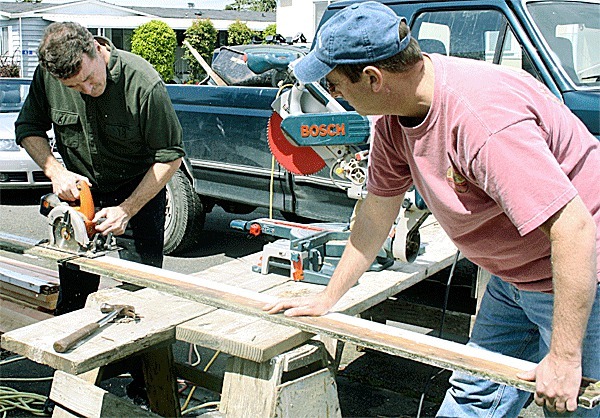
[{"x1": 413, "y1": 10, "x2": 541, "y2": 80}]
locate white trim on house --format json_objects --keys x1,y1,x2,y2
[{"x1": 41, "y1": 14, "x2": 272, "y2": 31}]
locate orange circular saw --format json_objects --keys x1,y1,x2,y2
[{"x1": 39, "y1": 182, "x2": 115, "y2": 254}]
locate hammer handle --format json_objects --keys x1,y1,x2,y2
[{"x1": 53, "y1": 323, "x2": 100, "y2": 353}]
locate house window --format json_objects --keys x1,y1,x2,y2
[
  {"x1": 1, "y1": 27, "x2": 10, "y2": 55},
  {"x1": 105, "y1": 28, "x2": 133, "y2": 51}
]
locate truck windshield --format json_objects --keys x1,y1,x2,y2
[{"x1": 527, "y1": 1, "x2": 600, "y2": 87}]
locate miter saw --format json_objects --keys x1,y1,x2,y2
[
  {"x1": 232, "y1": 51, "x2": 430, "y2": 284},
  {"x1": 39, "y1": 182, "x2": 117, "y2": 256}
]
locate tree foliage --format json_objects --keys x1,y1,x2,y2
[
  {"x1": 263, "y1": 24, "x2": 277, "y2": 39},
  {"x1": 225, "y1": 0, "x2": 276, "y2": 12},
  {"x1": 227, "y1": 20, "x2": 254, "y2": 46},
  {"x1": 183, "y1": 19, "x2": 217, "y2": 82},
  {"x1": 131, "y1": 20, "x2": 176, "y2": 82}
]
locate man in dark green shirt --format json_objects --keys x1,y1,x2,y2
[
  {"x1": 17, "y1": 23, "x2": 184, "y2": 314},
  {"x1": 16, "y1": 20, "x2": 184, "y2": 406}
]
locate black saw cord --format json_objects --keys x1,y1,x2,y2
[{"x1": 416, "y1": 249, "x2": 461, "y2": 418}]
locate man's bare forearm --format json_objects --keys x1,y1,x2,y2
[
  {"x1": 542, "y1": 196, "x2": 596, "y2": 360},
  {"x1": 323, "y1": 193, "x2": 404, "y2": 303},
  {"x1": 263, "y1": 193, "x2": 404, "y2": 316},
  {"x1": 119, "y1": 158, "x2": 182, "y2": 218},
  {"x1": 21, "y1": 136, "x2": 65, "y2": 179}
]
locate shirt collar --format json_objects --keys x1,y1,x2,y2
[{"x1": 94, "y1": 36, "x2": 121, "y2": 83}]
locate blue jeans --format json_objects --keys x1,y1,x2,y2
[{"x1": 437, "y1": 275, "x2": 600, "y2": 418}]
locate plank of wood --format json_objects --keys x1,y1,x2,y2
[
  {"x1": 177, "y1": 309, "x2": 309, "y2": 363},
  {"x1": 274, "y1": 368, "x2": 341, "y2": 418},
  {"x1": 0, "y1": 255, "x2": 59, "y2": 283},
  {"x1": 141, "y1": 345, "x2": 181, "y2": 417},
  {"x1": 1, "y1": 233, "x2": 598, "y2": 408},
  {"x1": 50, "y1": 370, "x2": 159, "y2": 417},
  {"x1": 180, "y1": 222, "x2": 459, "y2": 362},
  {"x1": 173, "y1": 362, "x2": 224, "y2": 393},
  {"x1": 0, "y1": 295, "x2": 53, "y2": 333},
  {"x1": 183, "y1": 40, "x2": 228, "y2": 86},
  {"x1": 52, "y1": 405, "x2": 78, "y2": 418},
  {"x1": 0, "y1": 281, "x2": 58, "y2": 309},
  {"x1": 1, "y1": 287, "x2": 212, "y2": 374}
]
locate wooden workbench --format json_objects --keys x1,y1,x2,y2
[
  {"x1": 174, "y1": 220, "x2": 459, "y2": 417},
  {"x1": 1, "y1": 220, "x2": 461, "y2": 417},
  {"x1": 176, "y1": 220, "x2": 458, "y2": 363}
]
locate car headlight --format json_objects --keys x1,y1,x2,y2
[{"x1": 0, "y1": 138, "x2": 20, "y2": 152}]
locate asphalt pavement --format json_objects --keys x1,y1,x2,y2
[{"x1": 0, "y1": 188, "x2": 544, "y2": 417}]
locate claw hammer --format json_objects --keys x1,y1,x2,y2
[{"x1": 53, "y1": 303, "x2": 136, "y2": 353}]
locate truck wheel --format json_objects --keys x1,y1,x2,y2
[{"x1": 163, "y1": 170, "x2": 205, "y2": 255}]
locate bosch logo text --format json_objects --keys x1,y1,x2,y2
[{"x1": 301, "y1": 124, "x2": 346, "y2": 138}]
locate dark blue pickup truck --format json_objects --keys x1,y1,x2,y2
[{"x1": 163, "y1": 0, "x2": 599, "y2": 254}]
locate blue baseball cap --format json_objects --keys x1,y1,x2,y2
[{"x1": 293, "y1": 1, "x2": 410, "y2": 83}]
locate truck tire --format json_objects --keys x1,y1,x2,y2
[{"x1": 163, "y1": 170, "x2": 205, "y2": 255}]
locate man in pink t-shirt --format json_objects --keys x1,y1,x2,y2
[{"x1": 264, "y1": 2, "x2": 599, "y2": 417}]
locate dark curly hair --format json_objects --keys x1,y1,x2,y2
[{"x1": 38, "y1": 22, "x2": 96, "y2": 80}]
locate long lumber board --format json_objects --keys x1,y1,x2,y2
[{"x1": 0, "y1": 233, "x2": 598, "y2": 408}]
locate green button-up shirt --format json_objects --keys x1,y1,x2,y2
[{"x1": 15, "y1": 37, "x2": 184, "y2": 193}]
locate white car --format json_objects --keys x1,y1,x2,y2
[{"x1": 0, "y1": 78, "x2": 58, "y2": 189}]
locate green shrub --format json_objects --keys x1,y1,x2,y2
[
  {"x1": 228, "y1": 20, "x2": 255, "y2": 46},
  {"x1": 263, "y1": 24, "x2": 277, "y2": 40},
  {"x1": 0, "y1": 53, "x2": 20, "y2": 77},
  {"x1": 131, "y1": 20, "x2": 176, "y2": 82},
  {"x1": 184, "y1": 19, "x2": 217, "y2": 83}
]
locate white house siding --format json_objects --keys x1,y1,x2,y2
[
  {"x1": 276, "y1": 0, "x2": 331, "y2": 43},
  {"x1": 19, "y1": 17, "x2": 46, "y2": 78},
  {"x1": 0, "y1": 18, "x2": 35, "y2": 77},
  {"x1": 53, "y1": 3, "x2": 138, "y2": 16},
  {"x1": 0, "y1": 0, "x2": 276, "y2": 79}
]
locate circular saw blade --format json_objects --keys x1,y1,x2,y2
[
  {"x1": 52, "y1": 216, "x2": 83, "y2": 252},
  {"x1": 267, "y1": 112, "x2": 326, "y2": 175}
]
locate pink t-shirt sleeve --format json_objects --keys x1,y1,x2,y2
[
  {"x1": 469, "y1": 119, "x2": 578, "y2": 236},
  {"x1": 367, "y1": 117, "x2": 413, "y2": 197}
]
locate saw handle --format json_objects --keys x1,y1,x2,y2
[
  {"x1": 75, "y1": 181, "x2": 95, "y2": 220},
  {"x1": 53, "y1": 322, "x2": 100, "y2": 353},
  {"x1": 75, "y1": 182, "x2": 97, "y2": 238}
]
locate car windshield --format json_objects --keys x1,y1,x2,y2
[
  {"x1": 0, "y1": 78, "x2": 31, "y2": 113},
  {"x1": 527, "y1": 1, "x2": 600, "y2": 87}
]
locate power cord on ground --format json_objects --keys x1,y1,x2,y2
[
  {"x1": 180, "y1": 348, "x2": 221, "y2": 415},
  {"x1": 0, "y1": 355, "x2": 49, "y2": 417},
  {"x1": 415, "y1": 250, "x2": 461, "y2": 418}
]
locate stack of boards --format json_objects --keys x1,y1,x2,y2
[{"x1": 0, "y1": 255, "x2": 57, "y2": 332}]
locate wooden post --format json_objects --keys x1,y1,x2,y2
[
  {"x1": 220, "y1": 341, "x2": 340, "y2": 418},
  {"x1": 183, "y1": 40, "x2": 228, "y2": 86},
  {"x1": 141, "y1": 344, "x2": 181, "y2": 417},
  {"x1": 50, "y1": 371, "x2": 159, "y2": 418}
]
